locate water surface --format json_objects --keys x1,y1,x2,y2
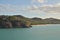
[{"x1": 0, "y1": 24, "x2": 60, "y2": 40}]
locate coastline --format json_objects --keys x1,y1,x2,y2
[
  {"x1": 31, "y1": 24, "x2": 47, "y2": 26},
  {"x1": 31, "y1": 24, "x2": 60, "y2": 26}
]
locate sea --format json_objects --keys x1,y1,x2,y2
[{"x1": 0, "y1": 24, "x2": 60, "y2": 40}]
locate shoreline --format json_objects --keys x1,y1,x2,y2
[
  {"x1": 31, "y1": 24, "x2": 47, "y2": 26},
  {"x1": 31, "y1": 24, "x2": 60, "y2": 26}
]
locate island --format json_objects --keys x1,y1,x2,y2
[{"x1": 0, "y1": 15, "x2": 60, "y2": 28}]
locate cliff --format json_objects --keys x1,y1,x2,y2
[{"x1": 0, "y1": 15, "x2": 32, "y2": 28}]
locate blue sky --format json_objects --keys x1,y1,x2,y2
[{"x1": 0, "y1": 0, "x2": 60, "y2": 19}]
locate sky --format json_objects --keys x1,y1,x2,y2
[{"x1": 0, "y1": 0, "x2": 60, "y2": 19}]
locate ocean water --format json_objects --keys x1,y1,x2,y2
[{"x1": 0, "y1": 24, "x2": 60, "y2": 40}]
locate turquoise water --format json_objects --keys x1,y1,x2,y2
[{"x1": 0, "y1": 24, "x2": 60, "y2": 40}]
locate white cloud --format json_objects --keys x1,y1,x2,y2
[
  {"x1": 0, "y1": 4, "x2": 26, "y2": 13},
  {"x1": 26, "y1": 3, "x2": 60, "y2": 14},
  {"x1": 32, "y1": 0, "x2": 47, "y2": 3},
  {"x1": 41, "y1": 3, "x2": 60, "y2": 13},
  {"x1": 37, "y1": 0, "x2": 45, "y2": 3},
  {"x1": 0, "y1": 3, "x2": 60, "y2": 15}
]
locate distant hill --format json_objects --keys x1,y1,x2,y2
[
  {"x1": 30, "y1": 17, "x2": 42, "y2": 21},
  {"x1": 30, "y1": 18, "x2": 60, "y2": 24}
]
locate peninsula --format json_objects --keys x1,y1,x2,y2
[{"x1": 0, "y1": 15, "x2": 60, "y2": 28}]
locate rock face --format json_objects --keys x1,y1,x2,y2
[
  {"x1": 0, "y1": 20, "x2": 31, "y2": 28},
  {"x1": 0, "y1": 15, "x2": 32, "y2": 28},
  {"x1": 1, "y1": 21, "x2": 12, "y2": 28},
  {"x1": 11, "y1": 20, "x2": 30, "y2": 28}
]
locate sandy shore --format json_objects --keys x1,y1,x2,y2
[
  {"x1": 32, "y1": 24, "x2": 60, "y2": 26},
  {"x1": 31, "y1": 24, "x2": 47, "y2": 26}
]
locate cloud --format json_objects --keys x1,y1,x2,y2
[
  {"x1": 26, "y1": 3, "x2": 60, "y2": 14},
  {"x1": 41, "y1": 3, "x2": 60, "y2": 13},
  {"x1": 31, "y1": 0, "x2": 60, "y2": 14},
  {"x1": 32, "y1": 0, "x2": 47, "y2": 3},
  {"x1": 0, "y1": 3, "x2": 60, "y2": 14},
  {"x1": 0, "y1": 4, "x2": 26, "y2": 13},
  {"x1": 37, "y1": 0, "x2": 45, "y2": 3}
]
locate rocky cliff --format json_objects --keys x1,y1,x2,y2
[{"x1": 0, "y1": 15, "x2": 32, "y2": 28}]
